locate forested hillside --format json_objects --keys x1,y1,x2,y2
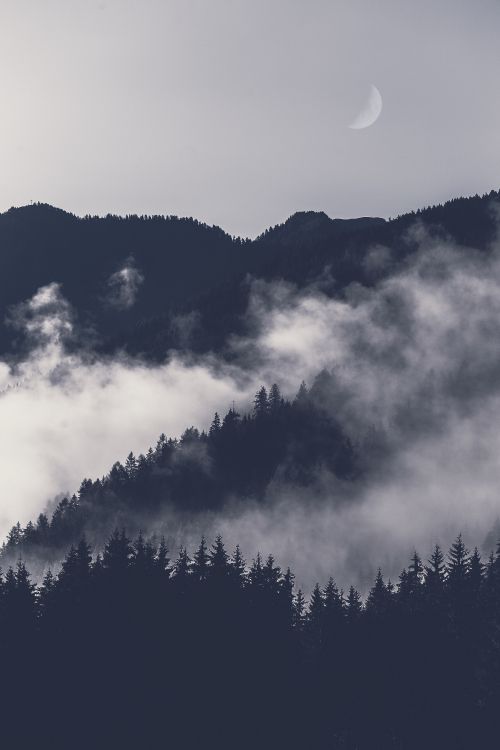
[
  {"x1": 109, "y1": 189, "x2": 500, "y2": 359},
  {"x1": 1, "y1": 189, "x2": 499, "y2": 360},
  {"x1": 1, "y1": 378, "x2": 357, "y2": 568},
  {"x1": 0, "y1": 202, "x2": 380, "y2": 355}
]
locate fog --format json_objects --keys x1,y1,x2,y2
[{"x1": 2, "y1": 224, "x2": 500, "y2": 591}]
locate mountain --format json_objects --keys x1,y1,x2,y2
[
  {"x1": 114, "y1": 189, "x2": 500, "y2": 359},
  {"x1": 0, "y1": 203, "x2": 382, "y2": 356},
  {"x1": 0, "y1": 203, "x2": 244, "y2": 353},
  {"x1": 0, "y1": 189, "x2": 498, "y2": 360}
]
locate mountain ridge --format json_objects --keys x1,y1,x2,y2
[{"x1": 0, "y1": 188, "x2": 499, "y2": 359}]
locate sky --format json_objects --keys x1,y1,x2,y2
[{"x1": 1, "y1": 0, "x2": 500, "y2": 237}]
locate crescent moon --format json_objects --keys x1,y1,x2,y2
[{"x1": 349, "y1": 84, "x2": 383, "y2": 130}]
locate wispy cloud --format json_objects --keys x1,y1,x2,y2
[{"x1": 106, "y1": 257, "x2": 144, "y2": 310}]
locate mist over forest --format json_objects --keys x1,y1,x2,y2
[
  {"x1": 1, "y1": 191, "x2": 500, "y2": 595},
  {"x1": 4, "y1": 1, "x2": 500, "y2": 745},
  {"x1": 2, "y1": 186, "x2": 500, "y2": 750}
]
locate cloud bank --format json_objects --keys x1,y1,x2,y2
[{"x1": 3, "y1": 224, "x2": 500, "y2": 591}]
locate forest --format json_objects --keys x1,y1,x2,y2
[
  {"x1": 2, "y1": 191, "x2": 500, "y2": 747},
  {"x1": 0, "y1": 378, "x2": 357, "y2": 569},
  {"x1": 1, "y1": 526, "x2": 499, "y2": 748}
]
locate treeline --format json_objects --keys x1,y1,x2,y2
[
  {"x1": 1, "y1": 529, "x2": 500, "y2": 747},
  {"x1": 1, "y1": 378, "x2": 356, "y2": 568}
]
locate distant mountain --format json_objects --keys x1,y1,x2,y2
[
  {"x1": 0, "y1": 203, "x2": 381, "y2": 356},
  {"x1": 0, "y1": 203, "x2": 244, "y2": 353},
  {"x1": 256, "y1": 210, "x2": 384, "y2": 246},
  {"x1": 0, "y1": 189, "x2": 498, "y2": 359},
  {"x1": 114, "y1": 189, "x2": 500, "y2": 359}
]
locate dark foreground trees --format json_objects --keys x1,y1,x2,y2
[{"x1": 1, "y1": 531, "x2": 500, "y2": 748}]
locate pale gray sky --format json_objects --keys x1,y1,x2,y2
[{"x1": 1, "y1": 0, "x2": 499, "y2": 236}]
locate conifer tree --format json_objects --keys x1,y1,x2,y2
[
  {"x1": 192, "y1": 537, "x2": 209, "y2": 582},
  {"x1": 323, "y1": 577, "x2": 344, "y2": 624},
  {"x1": 253, "y1": 386, "x2": 269, "y2": 417},
  {"x1": 39, "y1": 569, "x2": 56, "y2": 617},
  {"x1": 425, "y1": 544, "x2": 446, "y2": 606},
  {"x1": 209, "y1": 412, "x2": 221, "y2": 437},
  {"x1": 307, "y1": 582, "x2": 325, "y2": 647},
  {"x1": 263, "y1": 554, "x2": 282, "y2": 596},
  {"x1": 268, "y1": 383, "x2": 282, "y2": 411},
  {"x1": 446, "y1": 534, "x2": 470, "y2": 593},
  {"x1": 248, "y1": 553, "x2": 264, "y2": 589},
  {"x1": 209, "y1": 535, "x2": 230, "y2": 579},
  {"x1": 469, "y1": 547, "x2": 484, "y2": 601},
  {"x1": 293, "y1": 589, "x2": 306, "y2": 631},
  {"x1": 366, "y1": 569, "x2": 391, "y2": 618},
  {"x1": 346, "y1": 585, "x2": 363, "y2": 624},
  {"x1": 280, "y1": 567, "x2": 295, "y2": 610},
  {"x1": 295, "y1": 381, "x2": 308, "y2": 403},
  {"x1": 173, "y1": 547, "x2": 191, "y2": 581},
  {"x1": 125, "y1": 452, "x2": 137, "y2": 478},
  {"x1": 230, "y1": 545, "x2": 246, "y2": 587},
  {"x1": 155, "y1": 537, "x2": 170, "y2": 577},
  {"x1": 102, "y1": 529, "x2": 133, "y2": 579}
]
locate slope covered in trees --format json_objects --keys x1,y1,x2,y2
[
  {"x1": 116, "y1": 188, "x2": 500, "y2": 359},
  {"x1": 1, "y1": 378, "x2": 356, "y2": 568},
  {"x1": 0, "y1": 202, "x2": 381, "y2": 355},
  {"x1": 1, "y1": 189, "x2": 499, "y2": 360},
  {"x1": 1, "y1": 528, "x2": 500, "y2": 748}
]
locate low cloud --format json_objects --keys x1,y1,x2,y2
[{"x1": 3, "y1": 224, "x2": 500, "y2": 592}]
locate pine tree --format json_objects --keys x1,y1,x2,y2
[
  {"x1": 253, "y1": 386, "x2": 269, "y2": 417},
  {"x1": 230, "y1": 545, "x2": 246, "y2": 587},
  {"x1": 132, "y1": 532, "x2": 156, "y2": 576},
  {"x1": 469, "y1": 547, "x2": 484, "y2": 601},
  {"x1": 408, "y1": 551, "x2": 424, "y2": 589},
  {"x1": 346, "y1": 586, "x2": 363, "y2": 624},
  {"x1": 280, "y1": 568, "x2": 295, "y2": 609},
  {"x1": 425, "y1": 545, "x2": 445, "y2": 585},
  {"x1": 295, "y1": 381, "x2": 308, "y2": 404},
  {"x1": 39, "y1": 569, "x2": 56, "y2": 617},
  {"x1": 35, "y1": 513, "x2": 50, "y2": 541},
  {"x1": 293, "y1": 589, "x2": 306, "y2": 630},
  {"x1": 155, "y1": 537, "x2": 170, "y2": 577},
  {"x1": 192, "y1": 537, "x2": 209, "y2": 582},
  {"x1": 2, "y1": 561, "x2": 37, "y2": 636},
  {"x1": 173, "y1": 547, "x2": 191, "y2": 581},
  {"x1": 248, "y1": 553, "x2": 264, "y2": 589},
  {"x1": 125, "y1": 452, "x2": 137, "y2": 479},
  {"x1": 222, "y1": 407, "x2": 240, "y2": 431},
  {"x1": 307, "y1": 583, "x2": 325, "y2": 638},
  {"x1": 446, "y1": 534, "x2": 470, "y2": 593},
  {"x1": 366, "y1": 569, "x2": 391, "y2": 618},
  {"x1": 76, "y1": 537, "x2": 92, "y2": 575},
  {"x1": 102, "y1": 529, "x2": 133, "y2": 579},
  {"x1": 268, "y1": 383, "x2": 282, "y2": 411},
  {"x1": 324, "y1": 577, "x2": 344, "y2": 623},
  {"x1": 209, "y1": 412, "x2": 221, "y2": 437},
  {"x1": 6, "y1": 522, "x2": 23, "y2": 549},
  {"x1": 208, "y1": 535, "x2": 230, "y2": 579},
  {"x1": 262, "y1": 554, "x2": 282, "y2": 597}
]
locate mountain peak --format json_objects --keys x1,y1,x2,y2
[{"x1": 257, "y1": 210, "x2": 385, "y2": 245}]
